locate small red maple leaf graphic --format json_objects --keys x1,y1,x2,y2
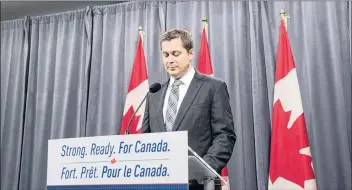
[
  {"x1": 120, "y1": 106, "x2": 142, "y2": 134},
  {"x1": 110, "y1": 158, "x2": 117, "y2": 164},
  {"x1": 269, "y1": 99, "x2": 315, "y2": 188}
]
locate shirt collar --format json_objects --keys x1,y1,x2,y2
[{"x1": 169, "y1": 67, "x2": 195, "y2": 87}]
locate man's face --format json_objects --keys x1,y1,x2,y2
[{"x1": 161, "y1": 37, "x2": 193, "y2": 79}]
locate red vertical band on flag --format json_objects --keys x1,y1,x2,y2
[
  {"x1": 120, "y1": 35, "x2": 149, "y2": 135},
  {"x1": 268, "y1": 20, "x2": 316, "y2": 190},
  {"x1": 197, "y1": 27, "x2": 213, "y2": 75},
  {"x1": 127, "y1": 36, "x2": 148, "y2": 93},
  {"x1": 274, "y1": 21, "x2": 295, "y2": 83}
]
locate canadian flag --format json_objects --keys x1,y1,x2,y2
[
  {"x1": 268, "y1": 19, "x2": 317, "y2": 189},
  {"x1": 197, "y1": 26, "x2": 230, "y2": 190},
  {"x1": 120, "y1": 34, "x2": 149, "y2": 135}
]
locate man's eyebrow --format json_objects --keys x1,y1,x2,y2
[{"x1": 162, "y1": 50, "x2": 181, "y2": 53}]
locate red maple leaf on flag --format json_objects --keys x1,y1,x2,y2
[
  {"x1": 269, "y1": 99, "x2": 315, "y2": 188},
  {"x1": 120, "y1": 106, "x2": 142, "y2": 134}
]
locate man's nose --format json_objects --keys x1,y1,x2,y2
[{"x1": 166, "y1": 57, "x2": 175, "y2": 64}]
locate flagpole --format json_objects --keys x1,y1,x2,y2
[
  {"x1": 138, "y1": 26, "x2": 144, "y2": 43},
  {"x1": 202, "y1": 16, "x2": 208, "y2": 40},
  {"x1": 280, "y1": 9, "x2": 289, "y2": 29}
]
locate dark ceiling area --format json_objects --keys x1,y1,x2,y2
[{"x1": 1, "y1": 1, "x2": 127, "y2": 21}]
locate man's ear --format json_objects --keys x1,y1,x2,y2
[{"x1": 189, "y1": 49, "x2": 194, "y2": 59}]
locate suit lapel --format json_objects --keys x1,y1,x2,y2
[
  {"x1": 172, "y1": 71, "x2": 204, "y2": 131},
  {"x1": 156, "y1": 81, "x2": 169, "y2": 132}
]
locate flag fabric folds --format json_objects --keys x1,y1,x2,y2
[
  {"x1": 120, "y1": 34, "x2": 149, "y2": 135},
  {"x1": 197, "y1": 26, "x2": 230, "y2": 190},
  {"x1": 197, "y1": 27, "x2": 213, "y2": 76},
  {"x1": 268, "y1": 19, "x2": 317, "y2": 190}
]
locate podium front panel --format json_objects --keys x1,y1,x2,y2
[{"x1": 47, "y1": 131, "x2": 188, "y2": 190}]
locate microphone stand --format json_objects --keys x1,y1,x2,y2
[{"x1": 125, "y1": 92, "x2": 149, "y2": 135}]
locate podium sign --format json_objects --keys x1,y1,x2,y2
[{"x1": 47, "y1": 131, "x2": 188, "y2": 190}]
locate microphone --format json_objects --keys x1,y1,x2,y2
[{"x1": 125, "y1": 83, "x2": 162, "y2": 134}]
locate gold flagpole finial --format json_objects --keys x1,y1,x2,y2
[
  {"x1": 202, "y1": 16, "x2": 209, "y2": 40},
  {"x1": 202, "y1": 16, "x2": 208, "y2": 24},
  {"x1": 138, "y1": 26, "x2": 144, "y2": 36},
  {"x1": 280, "y1": 9, "x2": 289, "y2": 29},
  {"x1": 138, "y1": 26, "x2": 144, "y2": 42}
]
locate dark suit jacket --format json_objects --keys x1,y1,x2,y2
[{"x1": 141, "y1": 70, "x2": 236, "y2": 173}]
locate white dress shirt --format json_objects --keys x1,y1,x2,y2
[{"x1": 163, "y1": 67, "x2": 195, "y2": 123}]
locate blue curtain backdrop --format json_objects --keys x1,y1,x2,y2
[{"x1": 1, "y1": 1, "x2": 351, "y2": 190}]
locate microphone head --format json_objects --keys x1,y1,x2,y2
[{"x1": 149, "y1": 83, "x2": 161, "y2": 93}]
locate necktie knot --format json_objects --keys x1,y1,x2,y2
[{"x1": 172, "y1": 80, "x2": 182, "y2": 88}]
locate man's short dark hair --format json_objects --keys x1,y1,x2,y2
[{"x1": 160, "y1": 28, "x2": 193, "y2": 51}]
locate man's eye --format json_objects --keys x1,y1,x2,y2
[
  {"x1": 163, "y1": 53, "x2": 169, "y2": 57},
  {"x1": 173, "y1": 52, "x2": 180, "y2": 56}
]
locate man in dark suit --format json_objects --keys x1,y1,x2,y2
[{"x1": 141, "y1": 28, "x2": 236, "y2": 175}]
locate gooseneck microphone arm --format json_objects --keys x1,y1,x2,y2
[
  {"x1": 124, "y1": 92, "x2": 149, "y2": 135},
  {"x1": 124, "y1": 83, "x2": 161, "y2": 135}
]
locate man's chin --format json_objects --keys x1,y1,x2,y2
[{"x1": 168, "y1": 71, "x2": 180, "y2": 77}]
